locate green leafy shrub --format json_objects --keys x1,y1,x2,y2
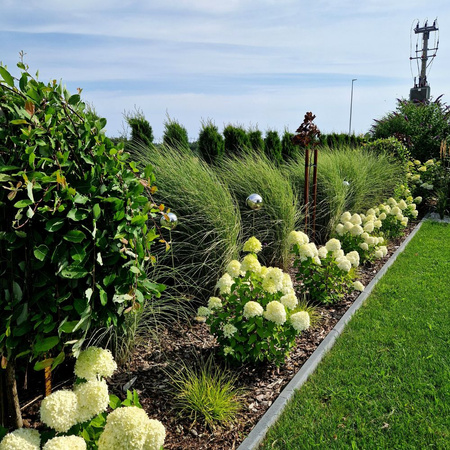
[
  {"x1": 163, "y1": 116, "x2": 189, "y2": 151},
  {"x1": 248, "y1": 127, "x2": 264, "y2": 153},
  {"x1": 197, "y1": 120, "x2": 225, "y2": 164},
  {"x1": 0, "y1": 62, "x2": 165, "y2": 425},
  {"x1": 319, "y1": 133, "x2": 367, "y2": 149},
  {"x1": 264, "y1": 130, "x2": 282, "y2": 165},
  {"x1": 371, "y1": 97, "x2": 450, "y2": 160},
  {"x1": 364, "y1": 137, "x2": 410, "y2": 164},
  {"x1": 124, "y1": 107, "x2": 154, "y2": 147},
  {"x1": 281, "y1": 129, "x2": 297, "y2": 161},
  {"x1": 223, "y1": 124, "x2": 250, "y2": 156},
  {"x1": 198, "y1": 237, "x2": 311, "y2": 365},
  {"x1": 166, "y1": 354, "x2": 244, "y2": 428},
  {"x1": 289, "y1": 231, "x2": 362, "y2": 304}
]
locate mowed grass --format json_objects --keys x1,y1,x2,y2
[{"x1": 260, "y1": 220, "x2": 450, "y2": 449}]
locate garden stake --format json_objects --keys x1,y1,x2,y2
[
  {"x1": 160, "y1": 212, "x2": 178, "y2": 268},
  {"x1": 44, "y1": 365, "x2": 52, "y2": 397}
]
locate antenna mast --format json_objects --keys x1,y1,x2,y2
[{"x1": 409, "y1": 19, "x2": 439, "y2": 102}]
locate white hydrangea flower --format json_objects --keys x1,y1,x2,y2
[
  {"x1": 418, "y1": 165, "x2": 427, "y2": 172},
  {"x1": 365, "y1": 236, "x2": 376, "y2": 246},
  {"x1": 343, "y1": 221, "x2": 354, "y2": 231},
  {"x1": 374, "y1": 249, "x2": 384, "y2": 259},
  {"x1": 298, "y1": 242, "x2": 318, "y2": 261},
  {"x1": 387, "y1": 197, "x2": 397, "y2": 206},
  {"x1": 222, "y1": 323, "x2": 238, "y2": 338},
  {"x1": 207, "y1": 296, "x2": 222, "y2": 310},
  {"x1": 240, "y1": 254, "x2": 261, "y2": 275},
  {"x1": 243, "y1": 301, "x2": 264, "y2": 318},
  {"x1": 346, "y1": 251, "x2": 360, "y2": 268},
  {"x1": 74, "y1": 347, "x2": 117, "y2": 381},
  {"x1": 379, "y1": 245, "x2": 388, "y2": 257},
  {"x1": 395, "y1": 213, "x2": 403, "y2": 221},
  {"x1": 350, "y1": 224, "x2": 363, "y2": 236},
  {"x1": 226, "y1": 260, "x2": 241, "y2": 278},
  {"x1": 318, "y1": 246, "x2": 328, "y2": 258},
  {"x1": 325, "y1": 238, "x2": 341, "y2": 252},
  {"x1": 425, "y1": 159, "x2": 434, "y2": 166},
  {"x1": 216, "y1": 273, "x2": 234, "y2": 294},
  {"x1": 373, "y1": 219, "x2": 382, "y2": 228},
  {"x1": 0, "y1": 428, "x2": 40, "y2": 450},
  {"x1": 290, "y1": 311, "x2": 310, "y2": 332},
  {"x1": 353, "y1": 281, "x2": 365, "y2": 292},
  {"x1": 281, "y1": 272, "x2": 294, "y2": 294},
  {"x1": 401, "y1": 219, "x2": 408, "y2": 227},
  {"x1": 287, "y1": 230, "x2": 309, "y2": 247},
  {"x1": 75, "y1": 380, "x2": 110, "y2": 423},
  {"x1": 377, "y1": 236, "x2": 384, "y2": 244},
  {"x1": 366, "y1": 208, "x2": 376, "y2": 216},
  {"x1": 335, "y1": 223, "x2": 345, "y2": 235},
  {"x1": 336, "y1": 256, "x2": 351, "y2": 272},
  {"x1": 349, "y1": 213, "x2": 362, "y2": 225},
  {"x1": 398, "y1": 199, "x2": 407, "y2": 210},
  {"x1": 262, "y1": 267, "x2": 284, "y2": 294},
  {"x1": 313, "y1": 256, "x2": 321, "y2": 265},
  {"x1": 43, "y1": 436, "x2": 86, "y2": 450},
  {"x1": 379, "y1": 212, "x2": 387, "y2": 220},
  {"x1": 414, "y1": 196, "x2": 422, "y2": 204},
  {"x1": 197, "y1": 306, "x2": 212, "y2": 317},
  {"x1": 98, "y1": 406, "x2": 165, "y2": 450},
  {"x1": 363, "y1": 221, "x2": 374, "y2": 233},
  {"x1": 40, "y1": 390, "x2": 78, "y2": 432},
  {"x1": 412, "y1": 209, "x2": 419, "y2": 218},
  {"x1": 359, "y1": 242, "x2": 369, "y2": 251},
  {"x1": 280, "y1": 292, "x2": 298, "y2": 310},
  {"x1": 242, "y1": 236, "x2": 262, "y2": 253},
  {"x1": 263, "y1": 301, "x2": 286, "y2": 325},
  {"x1": 333, "y1": 249, "x2": 345, "y2": 259},
  {"x1": 340, "y1": 211, "x2": 352, "y2": 222}
]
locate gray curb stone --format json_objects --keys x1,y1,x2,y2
[{"x1": 238, "y1": 216, "x2": 432, "y2": 450}]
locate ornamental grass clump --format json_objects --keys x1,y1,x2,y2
[
  {"x1": 289, "y1": 231, "x2": 363, "y2": 304},
  {"x1": 198, "y1": 237, "x2": 311, "y2": 365}
]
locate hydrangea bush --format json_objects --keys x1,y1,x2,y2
[
  {"x1": 289, "y1": 231, "x2": 362, "y2": 304},
  {"x1": 198, "y1": 237, "x2": 310, "y2": 365},
  {"x1": 0, "y1": 347, "x2": 165, "y2": 450}
]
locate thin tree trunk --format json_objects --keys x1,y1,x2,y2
[
  {"x1": 5, "y1": 359, "x2": 23, "y2": 429},
  {"x1": 0, "y1": 367, "x2": 6, "y2": 427}
]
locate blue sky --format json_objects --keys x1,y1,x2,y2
[{"x1": 1, "y1": 0, "x2": 449, "y2": 141}]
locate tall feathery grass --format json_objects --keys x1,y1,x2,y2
[
  {"x1": 217, "y1": 152, "x2": 301, "y2": 269},
  {"x1": 286, "y1": 145, "x2": 404, "y2": 240},
  {"x1": 131, "y1": 143, "x2": 241, "y2": 302}
]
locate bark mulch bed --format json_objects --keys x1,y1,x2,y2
[{"x1": 18, "y1": 223, "x2": 417, "y2": 450}]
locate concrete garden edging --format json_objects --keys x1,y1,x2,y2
[{"x1": 238, "y1": 216, "x2": 432, "y2": 450}]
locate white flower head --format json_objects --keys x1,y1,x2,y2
[
  {"x1": 318, "y1": 246, "x2": 328, "y2": 259},
  {"x1": 325, "y1": 238, "x2": 341, "y2": 252},
  {"x1": 280, "y1": 292, "x2": 298, "y2": 310},
  {"x1": 197, "y1": 306, "x2": 212, "y2": 317},
  {"x1": 226, "y1": 260, "x2": 241, "y2": 278},
  {"x1": 336, "y1": 256, "x2": 351, "y2": 272},
  {"x1": 288, "y1": 230, "x2": 309, "y2": 247},
  {"x1": 343, "y1": 221, "x2": 354, "y2": 231},
  {"x1": 346, "y1": 251, "x2": 360, "y2": 268},
  {"x1": 43, "y1": 436, "x2": 86, "y2": 450},
  {"x1": 75, "y1": 379, "x2": 109, "y2": 424},
  {"x1": 74, "y1": 347, "x2": 117, "y2": 381},
  {"x1": 263, "y1": 301, "x2": 287, "y2": 325},
  {"x1": 40, "y1": 390, "x2": 78, "y2": 432},
  {"x1": 207, "y1": 296, "x2": 222, "y2": 310},
  {"x1": 290, "y1": 311, "x2": 310, "y2": 332},
  {"x1": 243, "y1": 236, "x2": 262, "y2": 254},
  {"x1": 350, "y1": 224, "x2": 364, "y2": 236},
  {"x1": 363, "y1": 221, "x2": 374, "y2": 233},
  {"x1": 0, "y1": 428, "x2": 40, "y2": 450},
  {"x1": 335, "y1": 223, "x2": 345, "y2": 236},
  {"x1": 240, "y1": 253, "x2": 261, "y2": 275},
  {"x1": 353, "y1": 281, "x2": 365, "y2": 292},
  {"x1": 222, "y1": 323, "x2": 238, "y2": 338},
  {"x1": 262, "y1": 267, "x2": 284, "y2": 294},
  {"x1": 243, "y1": 301, "x2": 264, "y2": 318},
  {"x1": 359, "y1": 242, "x2": 369, "y2": 251},
  {"x1": 349, "y1": 213, "x2": 362, "y2": 225},
  {"x1": 216, "y1": 272, "x2": 234, "y2": 294},
  {"x1": 340, "y1": 211, "x2": 352, "y2": 222}
]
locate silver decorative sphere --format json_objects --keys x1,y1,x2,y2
[
  {"x1": 246, "y1": 193, "x2": 263, "y2": 210},
  {"x1": 160, "y1": 212, "x2": 178, "y2": 229}
]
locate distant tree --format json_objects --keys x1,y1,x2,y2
[
  {"x1": 264, "y1": 130, "x2": 282, "y2": 165},
  {"x1": 198, "y1": 120, "x2": 225, "y2": 164},
  {"x1": 163, "y1": 116, "x2": 189, "y2": 151},
  {"x1": 124, "y1": 107, "x2": 154, "y2": 147},
  {"x1": 281, "y1": 129, "x2": 297, "y2": 160},
  {"x1": 248, "y1": 128, "x2": 264, "y2": 153},
  {"x1": 223, "y1": 124, "x2": 250, "y2": 156}
]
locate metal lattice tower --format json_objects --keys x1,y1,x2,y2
[{"x1": 409, "y1": 19, "x2": 439, "y2": 102}]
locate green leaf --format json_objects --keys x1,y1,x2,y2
[
  {"x1": 0, "y1": 66, "x2": 14, "y2": 87},
  {"x1": 60, "y1": 264, "x2": 89, "y2": 279},
  {"x1": 9, "y1": 119, "x2": 28, "y2": 125},
  {"x1": 34, "y1": 244, "x2": 49, "y2": 261},
  {"x1": 93, "y1": 203, "x2": 101, "y2": 220},
  {"x1": 34, "y1": 336, "x2": 60, "y2": 353},
  {"x1": 67, "y1": 208, "x2": 89, "y2": 221},
  {"x1": 13, "y1": 199, "x2": 33, "y2": 208},
  {"x1": 34, "y1": 358, "x2": 54, "y2": 371},
  {"x1": 12, "y1": 282, "x2": 22, "y2": 302},
  {"x1": 59, "y1": 320, "x2": 79, "y2": 333},
  {"x1": 68, "y1": 94, "x2": 80, "y2": 105},
  {"x1": 109, "y1": 394, "x2": 122, "y2": 410},
  {"x1": 64, "y1": 230, "x2": 87, "y2": 243},
  {"x1": 45, "y1": 218, "x2": 65, "y2": 232},
  {"x1": 51, "y1": 351, "x2": 65, "y2": 370}
]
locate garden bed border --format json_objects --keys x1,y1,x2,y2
[{"x1": 238, "y1": 215, "x2": 435, "y2": 450}]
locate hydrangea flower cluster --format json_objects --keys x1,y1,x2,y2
[
  {"x1": 98, "y1": 407, "x2": 166, "y2": 450},
  {"x1": 0, "y1": 428, "x2": 40, "y2": 450},
  {"x1": 0, "y1": 347, "x2": 167, "y2": 450},
  {"x1": 290, "y1": 232, "x2": 363, "y2": 305},
  {"x1": 198, "y1": 237, "x2": 311, "y2": 365}
]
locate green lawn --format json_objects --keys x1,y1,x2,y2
[{"x1": 260, "y1": 220, "x2": 450, "y2": 449}]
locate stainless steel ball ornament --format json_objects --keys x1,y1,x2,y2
[
  {"x1": 160, "y1": 212, "x2": 178, "y2": 229},
  {"x1": 246, "y1": 193, "x2": 263, "y2": 210}
]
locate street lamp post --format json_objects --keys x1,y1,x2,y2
[{"x1": 349, "y1": 78, "x2": 357, "y2": 135}]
